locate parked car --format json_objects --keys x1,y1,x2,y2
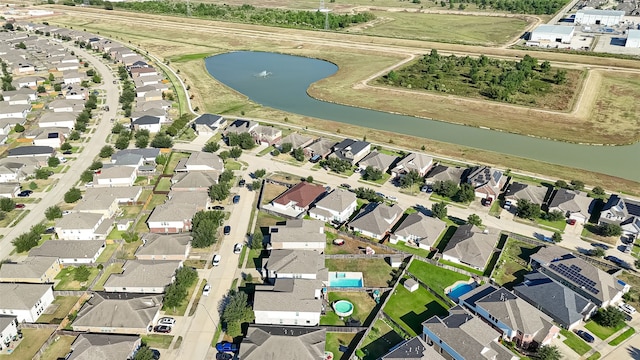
[
  {"x1": 233, "y1": 195, "x2": 240, "y2": 204},
  {"x1": 482, "y1": 197, "x2": 493, "y2": 206},
  {"x1": 619, "y1": 303, "x2": 636, "y2": 315},
  {"x1": 239, "y1": 179, "x2": 246, "y2": 187},
  {"x1": 605, "y1": 255, "x2": 623, "y2": 265},
  {"x1": 212, "y1": 254, "x2": 221, "y2": 266},
  {"x1": 86, "y1": 182, "x2": 93, "y2": 187},
  {"x1": 215, "y1": 342, "x2": 238, "y2": 353},
  {"x1": 504, "y1": 200, "x2": 512, "y2": 210},
  {"x1": 575, "y1": 330, "x2": 594, "y2": 343},
  {"x1": 45, "y1": 227, "x2": 55, "y2": 234},
  {"x1": 151, "y1": 349, "x2": 161, "y2": 360},
  {"x1": 14, "y1": 204, "x2": 25, "y2": 209},
  {"x1": 63, "y1": 150, "x2": 73, "y2": 155},
  {"x1": 211, "y1": 206, "x2": 225, "y2": 211},
  {"x1": 17, "y1": 190, "x2": 32, "y2": 197},
  {"x1": 340, "y1": 183, "x2": 351, "y2": 189},
  {"x1": 224, "y1": 225, "x2": 231, "y2": 236},
  {"x1": 567, "y1": 219, "x2": 577, "y2": 225},
  {"x1": 420, "y1": 185, "x2": 430, "y2": 193},
  {"x1": 158, "y1": 317, "x2": 176, "y2": 325},
  {"x1": 62, "y1": 210, "x2": 71, "y2": 216},
  {"x1": 592, "y1": 243, "x2": 610, "y2": 250},
  {"x1": 203, "y1": 284, "x2": 211, "y2": 296},
  {"x1": 233, "y1": 243, "x2": 243, "y2": 254},
  {"x1": 58, "y1": 157, "x2": 67, "y2": 163},
  {"x1": 216, "y1": 353, "x2": 232, "y2": 360},
  {"x1": 154, "y1": 325, "x2": 172, "y2": 333},
  {"x1": 386, "y1": 195, "x2": 398, "y2": 202}
]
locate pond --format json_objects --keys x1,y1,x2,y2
[{"x1": 205, "y1": 51, "x2": 640, "y2": 181}]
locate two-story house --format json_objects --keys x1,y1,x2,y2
[{"x1": 308, "y1": 189, "x2": 357, "y2": 224}]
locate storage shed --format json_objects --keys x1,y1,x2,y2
[
  {"x1": 404, "y1": 278, "x2": 419, "y2": 293},
  {"x1": 575, "y1": 9, "x2": 624, "y2": 26},
  {"x1": 530, "y1": 25, "x2": 575, "y2": 44}
]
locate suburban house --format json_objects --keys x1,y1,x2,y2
[
  {"x1": 0, "y1": 162, "x2": 28, "y2": 183},
  {"x1": 0, "y1": 316, "x2": 19, "y2": 349},
  {"x1": 174, "y1": 151, "x2": 224, "y2": 173},
  {"x1": 0, "y1": 283, "x2": 54, "y2": 323},
  {"x1": 131, "y1": 115, "x2": 161, "y2": 133},
  {"x1": 459, "y1": 284, "x2": 560, "y2": 350},
  {"x1": 390, "y1": 212, "x2": 446, "y2": 250},
  {"x1": 425, "y1": 165, "x2": 466, "y2": 185},
  {"x1": 55, "y1": 212, "x2": 112, "y2": 240},
  {"x1": 442, "y1": 225, "x2": 498, "y2": 271},
  {"x1": 94, "y1": 166, "x2": 137, "y2": 187},
  {"x1": 348, "y1": 202, "x2": 403, "y2": 240},
  {"x1": 74, "y1": 186, "x2": 142, "y2": 217},
  {"x1": 0, "y1": 256, "x2": 61, "y2": 283},
  {"x1": 268, "y1": 219, "x2": 326, "y2": 251},
  {"x1": 330, "y1": 138, "x2": 371, "y2": 164},
  {"x1": 61, "y1": 84, "x2": 88, "y2": 100},
  {"x1": 277, "y1": 133, "x2": 314, "y2": 151},
  {"x1": 30, "y1": 128, "x2": 66, "y2": 148},
  {"x1": 29, "y1": 240, "x2": 106, "y2": 264},
  {"x1": 72, "y1": 292, "x2": 162, "y2": 334},
  {"x1": 381, "y1": 336, "x2": 445, "y2": 360},
  {"x1": 466, "y1": 166, "x2": 507, "y2": 200},
  {"x1": 8, "y1": 145, "x2": 55, "y2": 159},
  {"x1": 546, "y1": 189, "x2": 593, "y2": 224},
  {"x1": 530, "y1": 246, "x2": 630, "y2": 307},
  {"x1": 599, "y1": 195, "x2": 640, "y2": 239},
  {"x1": 303, "y1": 138, "x2": 336, "y2": 159},
  {"x1": 111, "y1": 148, "x2": 160, "y2": 164},
  {"x1": 422, "y1": 305, "x2": 518, "y2": 360},
  {"x1": 67, "y1": 334, "x2": 142, "y2": 360},
  {"x1": 12, "y1": 75, "x2": 41, "y2": 88},
  {"x1": 62, "y1": 70, "x2": 86, "y2": 85},
  {"x1": 357, "y1": 151, "x2": 397, "y2": 173},
  {"x1": 142, "y1": 90, "x2": 162, "y2": 102},
  {"x1": 261, "y1": 249, "x2": 327, "y2": 281},
  {"x1": 147, "y1": 190, "x2": 210, "y2": 233},
  {"x1": 2, "y1": 87, "x2": 37, "y2": 102},
  {"x1": 240, "y1": 326, "x2": 326, "y2": 360},
  {"x1": 391, "y1": 153, "x2": 434, "y2": 178},
  {"x1": 135, "y1": 233, "x2": 191, "y2": 261},
  {"x1": 48, "y1": 99, "x2": 84, "y2": 113},
  {"x1": 38, "y1": 112, "x2": 75, "y2": 129},
  {"x1": 0, "y1": 183, "x2": 20, "y2": 198},
  {"x1": 192, "y1": 113, "x2": 226, "y2": 135},
  {"x1": 103, "y1": 260, "x2": 181, "y2": 294},
  {"x1": 514, "y1": 272, "x2": 597, "y2": 330},
  {"x1": 253, "y1": 278, "x2": 324, "y2": 326},
  {"x1": 268, "y1": 182, "x2": 326, "y2": 217},
  {"x1": 6, "y1": 94, "x2": 31, "y2": 105},
  {"x1": 131, "y1": 108, "x2": 167, "y2": 123},
  {"x1": 171, "y1": 171, "x2": 218, "y2": 192},
  {"x1": 130, "y1": 67, "x2": 158, "y2": 78},
  {"x1": 225, "y1": 119, "x2": 258, "y2": 135},
  {"x1": 0, "y1": 103, "x2": 30, "y2": 119},
  {"x1": 504, "y1": 182, "x2": 550, "y2": 207},
  {"x1": 251, "y1": 125, "x2": 282, "y2": 145},
  {"x1": 308, "y1": 189, "x2": 357, "y2": 223}
]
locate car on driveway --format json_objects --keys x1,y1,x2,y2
[
  {"x1": 567, "y1": 219, "x2": 577, "y2": 225},
  {"x1": 605, "y1": 255, "x2": 623, "y2": 264},
  {"x1": 232, "y1": 195, "x2": 240, "y2": 204},
  {"x1": 233, "y1": 243, "x2": 243, "y2": 254},
  {"x1": 158, "y1": 317, "x2": 175, "y2": 325},
  {"x1": 216, "y1": 353, "x2": 232, "y2": 360},
  {"x1": 575, "y1": 330, "x2": 594, "y2": 343},
  {"x1": 14, "y1": 204, "x2": 25, "y2": 209},
  {"x1": 212, "y1": 254, "x2": 221, "y2": 266},
  {"x1": 215, "y1": 342, "x2": 238, "y2": 353},
  {"x1": 17, "y1": 190, "x2": 33, "y2": 197},
  {"x1": 63, "y1": 150, "x2": 73, "y2": 155},
  {"x1": 340, "y1": 183, "x2": 351, "y2": 189},
  {"x1": 151, "y1": 349, "x2": 161, "y2": 359},
  {"x1": 154, "y1": 325, "x2": 172, "y2": 333},
  {"x1": 211, "y1": 205, "x2": 225, "y2": 211},
  {"x1": 45, "y1": 227, "x2": 55, "y2": 234},
  {"x1": 619, "y1": 303, "x2": 636, "y2": 315}
]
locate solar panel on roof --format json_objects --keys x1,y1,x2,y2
[
  {"x1": 626, "y1": 202, "x2": 640, "y2": 217},
  {"x1": 549, "y1": 262, "x2": 599, "y2": 294}
]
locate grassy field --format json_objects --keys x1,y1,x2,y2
[
  {"x1": 260, "y1": 183, "x2": 288, "y2": 205},
  {"x1": 40, "y1": 335, "x2": 76, "y2": 360},
  {"x1": 356, "y1": 12, "x2": 529, "y2": 46},
  {"x1": 585, "y1": 320, "x2": 626, "y2": 340},
  {"x1": 325, "y1": 332, "x2": 358, "y2": 360},
  {"x1": 407, "y1": 260, "x2": 469, "y2": 298},
  {"x1": 492, "y1": 238, "x2": 541, "y2": 289},
  {"x1": 54, "y1": 266, "x2": 100, "y2": 291},
  {"x1": 322, "y1": 291, "x2": 378, "y2": 326},
  {"x1": 142, "y1": 334, "x2": 174, "y2": 349},
  {"x1": 4, "y1": 329, "x2": 54, "y2": 360},
  {"x1": 37, "y1": 296, "x2": 79, "y2": 324},
  {"x1": 325, "y1": 258, "x2": 394, "y2": 287},
  {"x1": 384, "y1": 282, "x2": 449, "y2": 336},
  {"x1": 560, "y1": 329, "x2": 591, "y2": 356},
  {"x1": 358, "y1": 318, "x2": 404, "y2": 360}
]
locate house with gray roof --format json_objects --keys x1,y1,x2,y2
[
  {"x1": 171, "y1": 171, "x2": 218, "y2": 192},
  {"x1": 0, "y1": 183, "x2": 20, "y2": 198},
  {"x1": 391, "y1": 152, "x2": 433, "y2": 178},
  {"x1": 136, "y1": 233, "x2": 191, "y2": 261},
  {"x1": 254, "y1": 279, "x2": 323, "y2": 326},
  {"x1": 38, "y1": 112, "x2": 75, "y2": 129},
  {"x1": 0, "y1": 256, "x2": 61, "y2": 284},
  {"x1": 381, "y1": 336, "x2": 446, "y2": 360},
  {"x1": 547, "y1": 189, "x2": 593, "y2": 224},
  {"x1": 94, "y1": 165, "x2": 137, "y2": 187},
  {"x1": 348, "y1": 202, "x2": 403, "y2": 240},
  {"x1": 0, "y1": 103, "x2": 30, "y2": 119},
  {"x1": 103, "y1": 260, "x2": 181, "y2": 294},
  {"x1": 599, "y1": 195, "x2": 640, "y2": 239},
  {"x1": 390, "y1": 212, "x2": 446, "y2": 250},
  {"x1": 0, "y1": 162, "x2": 27, "y2": 183},
  {"x1": 174, "y1": 151, "x2": 223, "y2": 172},
  {"x1": 504, "y1": 182, "x2": 550, "y2": 206},
  {"x1": 251, "y1": 125, "x2": 282, "y2": 146},
  {"x1": 530, "y1": 246, "x2": 629, "y2": 307},
  {"x1": 442, "y1": 224, "x2": 498, "y2": 271},
  {"x1": 269, "y1": 219, "x2": 326, "y2": 252},
  {"x1": 55, "y1": 212, "x2": 112, "y2": 240},
  {"x1": 131, "y1": 107, "x2": 167, "y2": 123},
  {"x1": 278, "y1": 133, "x2": 314, "y2": 151},
  {"x1": 459, "y1": 284, "x2": 559, "y2": 349},
  {"x1": 72, "y1": 292, "x2": 162, "y2": 334},
  {"x1": 514, "y1": 272, "x2": 597, "y2": 330},
  {"x1": 261, "y1": 249, "x2": 327, "y2": 281},
  {"x1": 330, "y1": 138, "x2": 371, "y2": 164},
  {"x1": 466, "y1": 166, "x2": 507, "y2": 200},
  {"x1": 68, "y1": 333, "x2": 141, "y2": 360},
  {"x1": 303, "y1": 138, "x2": 336, "y2": 159},
  {"x1": 357, "y1": 151, "x2": 397, "y2": 173},
  {"x1": 74, "y1": 186, "x2": 142, "y2": 217},
  {"x1": 0, "y1": 283, "x2": 54, "y2": 323},
  {"x1": 29, "y1": 240, "x2": 106, "y2": 265},
  {"x1": 107, "y1": 153, "x2": 144, "y2": 170},
  {"x1": 192, "y1": 113, "x2": 226, "y2": 135},
  {"x1": 0, "y1": 315, "x2": 19, "y2": 347},
  {"x1": 147, "y1": 190, "x2": 210, "y2": 233},
  {"x1": 111, "y1": 148, "x2": 160, "y2": 163},
  {"x1": 131, "y1": 115, "x2": 161, "y2": 133},
  {"x1": 308, "y1": 189, "x2": 357, "y2": 223},
  {"x1": 225, "y1": 119, "x2": 257, "y2": 135},
  {"x1": 7, "y1": 145, "x2": 54, "y2": 159},
  {"x1": 422, "y1": 305, "x2": 517, "y2": 360},
  {"x1": 48, "y1": 99, "x2": 84, "y2": 113},
  {"x1": 240, "y1": 325, "x2": 326, "y2": 360},
  {"x1": 424, "y1": 165, "x2": 466, "y2": 185}
]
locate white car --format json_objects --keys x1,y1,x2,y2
[
  {"x1": 158, "y1": 317, "x2": 176, "y2": 325},
  {"x1": 203, "y1": 284, "x2": 211, "y2": 296},
  {"x1": 62, "y1": 210, "x2": 71, "y2": 216},
  {"x1": 386, "y1": 195, "x2": 398, "y2": 202},
  {"x1": 233, "y1": 243, "x2": 243, "y2": 254},
  {"x1": 212, "y1": 254, "x2": 221, "y2": 266},
  {"x1": 58, "y1": 157, "x2": 67, "y2": 163},
  {"x1": 619, "y1": 303, "x2": 636, "y2": 315}
]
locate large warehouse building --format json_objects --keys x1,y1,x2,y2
[
  {"x1": 575, "y1": 8, "x2": 624, "y2": 26},
  {"x1": 626, "y1": 29, "x2": 640, "y2": 47},
  {"x1": 530, "y1": 25, "x2": 575, "y2": 44}
]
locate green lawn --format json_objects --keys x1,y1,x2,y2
[
  {"x1": 255, "y1": 211, "x2": 285, "y2": 233},
  {"x1": 40, "y1": 335, "x2": 76, "y2": 360},
  {"x1": 0, "y1": 209, "x2": 27, "y2": 228},
  {"x1": 491, "y1": 238, "x2": 541, "y2": 289},
  {"x1": 142, "y1": 334, "x2": 174, "y2": 349},
  {"x1": 386, "y1": 241, "x2": 431, "y2": 258},
  {"x1": 325, "y1": 258, "x2": 394, "y2": 287},
  {"x1": 325, "y1": 332, "x2": 357, "y2": 360},
  {"x1": 560, "y1": 329, "x2": 591, "y2": 356},
  {"x1": 54, "y1": 266, "x2": 100, "y2": 291},
  {"x1": 535, "y1": 217, "x2": 567, "y2": 232},
  {"x1": 608, "y1": 327, "x2": 635, "y2": 346},
  {"x1": 145, "y1": 194, "x2": 168, "y2": 210},
  {"x1": 163, "y1": 152, "x2": 190, "y2": 174},
  {"x1": 358, "y1": 319, "x2": 404, "y2": 360},
  {"x1": 586, "y1": 352, "x2": 601, "y2": 360},
  {"x1": 37, "y1": 296, "x2": 79, "y2": 324},
  {"x1": 257, "y1": 145, "x2": 275, "y2": 157},
  {"x1": 4, "y1": 328, "x2": 54, "y2": 360},
  {"x1": 438, "y1": 259, "x2": 483, "y2": 276},
  {"x1": 384, "y1": 281, "x2": 449, "y2": 336},
  {"x1": 321, "y1": 291, "x2": 377, "y2": 326},
  {"x1": 95, "y1": 243, "x2": 118, "y2": 263},
  {"x1": 585, "y1": 320, "x2": 626, "y2": 340},
  {"x1": 407, "y1": 260, "x2": 470, "y2": 299},
  {"x1": 92, "y1": 263, "x2": 123, "y2": 291},
  {"x1": 224, "y1": 160, "x2": 242, "y2": 171},
  {"x1": 118, "y1": 205, "x2": 143, "y2": 219},
  {"x1": 156, "y1": 177, "x2": 172, "y2": 191},
  {"x1": 135, "y1": 214, "x2": 151, "y2": 233},
  {"x1": 163, "y1": 278, "x2": 199, "y2": 316}
]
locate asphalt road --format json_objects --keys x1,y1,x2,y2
[{"x1": 0, "y1": 44, "x2": 120, "y2": 261}]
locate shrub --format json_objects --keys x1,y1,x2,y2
[{"x1": 64, "y1": 187, "x2": 82, "y2": 203}]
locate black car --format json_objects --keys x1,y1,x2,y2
[
  {"x1": 233, "y1": 195, "x2": 240, "y2": 204},
  {"x1": 224, "y1": 225, "x2": 231, "y2": 235},
  {"x1": 340, "y1": 183, "x2": 351, "y2": 189},
  {"x1": 63, "y1": 150, "x2": 73, "y2": 155},
  {"x1": 216, "y1": 353, "x2": 232, "y2": 360},
  {"x1": 154, "y1": 325, "x2": 172, "y2": 333},
  {"x1": 239, "y1": 179, "x2": 246, "y2": 187},
  {"x1": 575, "y1": 330, "x2": 595, "y2": 343},
  {"x1": 605, "y1": 255, "x2": 623, "y2": 264},
  {"x1": 151, "y1": 349, "x2": 161, "y2": 359},
  {"x1": 17, "y1": 190, "x2": 33, "y2": 197},
  {"x1": 45, "y1": 227, "x2": 55, "y2": 234},
  {"x1": 592, "y1": 242, "x2": 610, "y2": 250},
  {"x1": 211, "y1": 206, "x2": 225, "y2": 211}
]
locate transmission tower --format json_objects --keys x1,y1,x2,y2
[
  {"x1": 319, "y1": 0, "x2": 330, "y2": 30},
  {"x1": 186, "y1": 0, "x2": 192, "y2": 17}
]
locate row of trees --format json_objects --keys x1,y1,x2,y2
[
  {"x1": 431, "y1": 180, "x2": 475, "y2": 203},
  {"x1": 12, "y1": 224, "x2": 48, "y2": 253},
  {"x1": 442, "y1": 0, "x2": 570, "y2": 15},
  {"x1": 279, "y1": 142, "x2": 305, "y2": 162},
  {"x1": 191, "y1": 210, "x2": 225, "y2": 248},
  {"x1": 209, "y1": 168, "x2": 238, "y2": 202},
  {"x1": 163, "y1": 266, "x2": 198, "y2": 310}
]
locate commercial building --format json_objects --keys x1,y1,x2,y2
[
  {"x1": 626, "y1": 29, "x2": 640, "y2": 47},
  {"x1": 575, "y1": 9, "x2": 624, "y2": 26},
  {"x1": 530, "y1": 25, "x2": 575, "y2": 44}
]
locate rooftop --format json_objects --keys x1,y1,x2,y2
[
  {"x1": 349, "y1": 202, "x2": 403, "y2": 236},
  {"x1": 29, "y1": 240, "x2": 105, "y2": 260},
  {"x1": 272, "y1": 182, "x2": 325, "y2": 209},
  {"x1": 104, "y1": 260, "x2": 181, "y2": 289},
  {"x1": 0, "y1": 256, "x2": 58, "y2": 281},
  {"x1": 0, "y1": 283, "x2": 52, "y2": 310},
  {"x1": 443, "y1": 224, "x2": 498, "y2": 269},
  {"x1": 533, "y1": 24, "x2": 575, "y2": 35},
  {"x1": 241, "y1": 325, "x2": 325, "y2": 360},
  {"x1": 312, "y1": 189, "x2": 356, "y2": 213},
  {"x1": 73, "y1": 292, "x2": 162, "y2": 330},
  {"x1": 254, "y1": 278, "x2": 323, "y2": 313},
  {"x1": 56, "y1": 212, "x2": 104, "y2": 230},
  {"x1": 269, "y1": 219, "x2": 326, "y2": 244},
  {"x1": 136, "y1": 234, "x2": 191, "y2": 257},
  {"x1": 68, "y1": 334, "x2": 140, "y2": 360}
]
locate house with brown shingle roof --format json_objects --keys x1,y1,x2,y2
[{"x1": 269, "y1": 182, "x2": 326, "y2": 217}]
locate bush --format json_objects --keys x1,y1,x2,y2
[
  {"x1": 69, "y1": 131, "x2": 81, "y2": 141},
  {"x1": 99, "y1": 145, "x2": 114, "y2": 158},
  {"x1": 64, "y1": 187, "x2": 82, "y2": 203},
  {"x1": 362, "y1": 166, "x2": 382, "y2": 181},
  {"x1": 150, "y1": 133, "x2": 173, "y2": 148},
  {"x1": 35, "y1": 168, "x2": 52, "y2": 180},
  {"x1": 89, "y1": 161, "x2": 103, "y2": 171},
  {"x1": 115, "y1": 134, "x2": 130, "y2": 150},
  {"x1": 135, "y1": 135, "x2": 149, "y2": 148},
  {"x1": 0, "y1": 198, "x2": 15, "y2": 212},
  {"x1": 594, "y1": 306, "x2": 625, "y2": 328},
  {"x1": 45, "y1": 206, "x2": 62, "y2": 220},
  {"x1": 61, "y1": 142, "x2": 72, "y2": 151},
  {"x1": 280, "y1": 142, "x2": 293, "y2": 153},
  {"x1": 431, "y1": 201, "x2": 447, "y2": 220},
  {"x1": 47, "y1": 156, "x2": 60, "y2": 168},
  {"x1": 13, "y1": 124, "x2": 24, "y2": 133},
  {"x1": 254, "y1": 169, "x2": 266, "y2": 178},
  {"x1": 251, "y1": 231, "x2": 263, "y2": 249},
  {"x1": 74, "y1": 265, "x2": 91, "y2": 282},
  {"x1": 599, "y1": 223, "x2": 622, "y2": 237},
  {"x1": 80, "y1": 170, "x2": 94, "y2": 183},
  {"x1": 203, "y1": 141, "x2": 220, "y2": 153}
]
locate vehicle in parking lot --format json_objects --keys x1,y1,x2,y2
[
  {"x1": 158, "y1": 317, "x2": 175, "y2": 325},
  {"x1": 592, "y1": 243, "x2": 610, "y2": 250},
  {"x1": 233, "y1": 195, "x2": 240, "y2": 204},
  {"x1": 203, "y1": 284, "x2": 211, "y2": 296},
  {"x1": 212, "y1": 254, "x2": 221, "y2": 266},
  {"x1": 17, "y1": 190, "x2": 33, "y2": 197},
  {"x1": 215, "y1": 342, "x2": 238, "y2": 353},
  {"x1": 154, "y1": 325, "x2": 172, "y2": 333},
  {"x1": 14, "y1": 204, "x2": 25, "y2": 209},
  {"x1": 211, "y1": 205, "x2": 225, "y2": 211},
  {"x1": 619, "y1": 303, "x2": 636, "y2": 315},
  {"x1": 233, "y1": 243, "x2": 243, "y2": 254},
  {"x1": 575, "y1": 330, "x2": 594, "y2": 343},
  {"x1": 224, "y1": 225, "x2": 231, "y2": 235}
]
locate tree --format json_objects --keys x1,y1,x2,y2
[
  {"x1": 599, "y1": 223, "x2": 622, "y2": 237},
  {"x1": 122, "y1": 231, "x2": 139, "y2": 243},
  {"x1": 0, "y1": 198, "x2": 15, "y2": 212},
  {"x1": 64, "y1": 187, "x2": 82, "y2": 203},
  {"x1": 191, "y1": 210, "x2": 225, "y2": 248},
  {"x1": 74, "y1": 265, "x2": 91, "y2": 282},
  {"x1": 111, "y1": 123, "x2": 125, "y2": 134},
  {"x1": 150, "y1": 133, "x2": 173, "y2": 148},
  {"x1": 554, "y1": 69, "x2": 567, "y2": 84},
  {"x1": 12, "y1": 231, "x2": 39, "y2": 253},
  {"x1": 552, "y1": 232, "x2": 562, "y2": 243},
  {"x1": 61, "y1": 142, "x2": 72, "y2": 151},
  {"x1": 209, "y1": 183, "x2": 230, "y2": 202},
  {"x1": 354, "y1": 187, "x2": 384, "y2": 202},
  {"x1": 251, "y1": 231, "x2": 264, "y2": 249},
  {"x1": 227, "y1": 132, "x2": 255, "y2": 149},
  {"x1": 89, "y1": 161, "x2": 103, "y2": 171},
  {"x1": 115, "y1": 134, "x2": 130, "y2": 150},
  {"x1": 35, "y1": 168, "x2": 52, "y2": 180},
  {"x1": 431, "y1": 202, "x2": 448, "y2": 220},
  {"x1": 516, "y1": 199, "x2": 541, "y2": 219},
  {"x1": 467, "y1": 214, "x2": 482, "y2": 226},
  {"x1": 104, "y1": 1, "x2": 114, "y2": 10},
  {"x1": 362, "y1": 166, "x2": 383, "y2": 181},
  {"x1": 399, "y1": 170, "x2": 422, "y2": 189},
  {"x1": 222, "y1": 291, "x2": 255, "y2": 338},
  {"x1": 229, "y1": 146, "x2": 242, "y2": 159},
  {"x1": 544, "y1": 210, "x2": 565, "y2": 222},
  {"x1": 13, "y1": 124, "x2": 24, "y2": 133},
  {"x1": 589, "y1": 247, "x2": 605, "y2": 258},
  {"x1": 306, "y1": 176, "x2": 314, "y2": 183},
  {"x1": 219, "y1": 170, "x2": 235, "y2": 184},
  {"x1": 203, "y1": 141, "x2": 220, "y2": 153},
  {"x1": 37, "y1": 85, "x2": 46, "y2": 93},
  {"x1": 591, "y1": 186, "x2": 606, "y2": 198},
  {"x1": 251, "y1": 180, "x2": 262, "y2": 191},
  {"x1": 69, "y1": 131, "x2": 81, "y2": 141},
  {"x1": 135, "y1": 129, "x2": 150, "y2": 139},
  {"x1": 135, "y1": 135, "x2": 149, "y2": 148},
  {"x1": 292, "y1": 147, "x2": 305, "y2": 162},
  {"x1": 455, "y1": 183, "x2": 476, "y2": 203},
  {"x1": 536, "y1": 345, "x2": 561, "y2": 360},
  {"x1": 280, "y1": 142, "x2": 293, "y2": 153},
  {"x1": 432, "y1": 180, "x2": 458, "y2": 198},
  {"x1": 75, "y1": 121, "x2": 87, "y2": 133},
  {"x1": 47, "y1": 156, "x2": 60, "y2": 168},
  {"x1": 322, "y1": 157, "x2": 352, "y2": 173},
  {"x1": 92, "y1": 74, "x2": 102, "y2": 83},
  {"x1": 45, "y1": 206, "x2": 62, "y2": 220},
  {"x1": 54, "y1": 83, "x2": 62, "y2": 92},
  {"x1": 254, "y1": 169, "x2": 266, "y2": 178},
  {"x1": 80, "y1": 170, "x2": 94, "y2": 183},
  {"x1": 555, "y1": 180, "x2": 568, "y2": 189},
  {"x1": 99, "y1": 145, "x2": 114, "y2": 158},
  {"x1": 48, "y1": 73, "x2": 55, "y2": 82},
  {"x1": 133, "y1": 345, "x2": 155, "y2": 360},
  {"x1": 570, "y1": 179, "x2": 585, "y2": 191},
  {"x1": 594, "y1": 306, "x2": 625, "y2": 328}
]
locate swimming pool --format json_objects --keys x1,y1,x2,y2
[
  {"x1": 447, "y1": 283, "x2": 474, "y2": 302},
  {"x1": 328, "y1": 272, "x2": 364, "y2": 288}
]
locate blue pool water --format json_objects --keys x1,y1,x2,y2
[
  {"x1": 330, "y1": 278, "x2": 363, "y2": 288},
  {"x1": 448, "y1": 283, "x2": 474, "y2": 302}
]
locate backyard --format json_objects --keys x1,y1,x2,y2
[
  {"x1": 92, "y1": 263, "x2": 123, "y2": 291},
  {"x1": 255, "y1": 211, "x2": 285, "y2": 233},
  {"x1": 95, "y1": 243, "x2": 118, "y2": 263},
  {"x1": 325, "y1": 332, "x2": 357, "y2": 360},
  {"x1": 357, "y1": 318, "x2": 404, "y2": 360},
  {"x1": 492, "y1": 238, "x2": 541, "y2": 289},
  {"x1": 155, "y1": 177, "x2": 172, "y2": 191},
  {"x1": 383, "y1": 280, "x2": 449, "y2": 336},
  {"x1": 163, "y1": 152, "x2": 190, "y2": 174},
  {"x1": 407, "y1": 260, "x2": 470, "y2": 299},
  {"x1": 321, "y1": 291, "x2": 378, "y2": 326},
  {"x1": 325, "y1": 232, "x2": 392, "y2": 255},
  {"x1": 325, "y1": 258, "x2": 394, "y2": 287},
  {"x1": 54, "y1": 266, "x2": 100, "y2": 291},
  {"x1": 260, "y1": 183, "x2": 288, "y2": 205},
  {"x1": 37, "y1": 296, "x2": 80, "y2": 324},
  {"x1": 3, "y1": 328, "x2": 54, "y2": 360},
  {"x1": 40, "y1": 335, "x2": 76, "y2": 360}
]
